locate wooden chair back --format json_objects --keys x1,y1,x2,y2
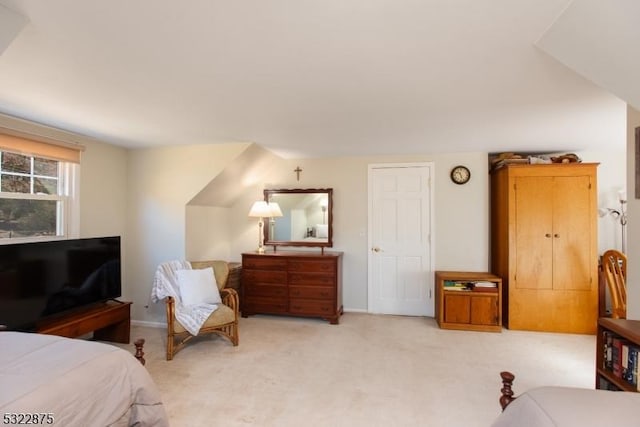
[{"x1": 602, "y1": 249, "x2": 627, "y2": 319}]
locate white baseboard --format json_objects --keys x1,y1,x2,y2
[
  {"x1": 132, "y1": 310, "x2": 369, "y2": 328},
  {"x1": 343, "y1": 307, "x2": 368, "y2": 313},
  {"x1": 131, "y1": 320, "x2": 165, "y2": 329}
]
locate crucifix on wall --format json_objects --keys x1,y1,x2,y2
[{"x1": 294, "y1": 166, "x2": 302, "y2": 181}]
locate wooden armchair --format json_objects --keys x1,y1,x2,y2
[
  {"x1": 602, "y1": 249, "x2": 627, "y2": 319},
  {"x1": 165, "y1": 260, "x2": 239, "y2": 360}
]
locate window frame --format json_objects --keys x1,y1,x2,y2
[{"x1": 0, "y1": 151, "x2": 79, "y2": 244}]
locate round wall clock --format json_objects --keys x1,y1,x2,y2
[{"x1": 450, "y1": 165, "x2": 471, "y2": 185}]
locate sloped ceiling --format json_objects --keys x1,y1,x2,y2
[
  {"x1": 0, "y1": 4, "x2": 26, "y2": 55},
  {"x1": 188, "y1": 143, "x2": 282, "y2": 207},
  {"x1": 536, "y1": 0, "x2": 640, "y2": 111},
  {"x1": 0, "y1": 0, "x2": 629, "y2": 158}
]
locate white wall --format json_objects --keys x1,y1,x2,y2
[
  {"x1": 579, "y1": 150, "x2": 628, "y2": 253},
  {"x1": 627, "y1": 106, "x2": 640, "y2": 320}
]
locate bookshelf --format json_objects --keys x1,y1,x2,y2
[
  {"x1": 596, "y1": 318, "x2": 640, "y2": 391},
  {"x1": 434, "y1": 271, "x2": 502, "y2": 332}
]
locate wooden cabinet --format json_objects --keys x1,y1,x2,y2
[
  {"x1": 37, "y1": 300, "x2": 131, "y2": 343},
  {"x1": 596, "y1": 318, "x2": 640, "y2": 391},
  {"x1": 490, "y1": 163, "x2": 598, "y2": 333},
  {"x1": 241, "y1": 251, "x2": 343, "y2": 324},
  {"x1": 435, "y1": 271, "x2": 502, "y2": 332}
]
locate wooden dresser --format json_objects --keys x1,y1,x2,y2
[{"x1": 241, "y1": 251, "x2": 343, "y2": 324}]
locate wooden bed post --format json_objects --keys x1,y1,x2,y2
[
  {"x1": 134, "y1": 338, "x2": 146, "y2": 365},
  {"x1": 499, "y1": 371, "x2": 516, "y2": 410}
]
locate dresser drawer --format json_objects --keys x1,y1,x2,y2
[
  {"x1": 243, "y1": 269, "x2": 286, "y2": 284},
  {"x1": 243, "y1": 256, "x2": 288, "y2": 271},
  {"x1": 289, "y1": 272, "x2": 334, "y2": 286},
  {"x1": 244, "y1": 296, "x2": 288, "y2": 313},
  {"x1": 289, "y1": 286, "x2": 333, "y2": 300},
  {"x1": 289, "y1": 299, "x2": 335, "y2": 316},
  {"x1": 244, "y1": 283, "x2": 287, "y2": 298},
  {"x1": 288, "y1": 259, "x2": 336, "y2": 273}
]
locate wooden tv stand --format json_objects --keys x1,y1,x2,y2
[{"x1": 37, "y1": 300, "x2": 131, "y2": 343}]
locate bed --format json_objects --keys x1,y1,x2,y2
[
  {"x1": 492, "y1": 371, "x2": 640, "y2": 427},
  {"x1": 0, "y1": 332, "x2": 169, "y2": 427}
]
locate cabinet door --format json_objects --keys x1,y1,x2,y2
[
  {"x1": 470, "y1": 295, "x2": 498, "y2": 325},
  {"x1": 552, "y1": 175, "x2": 592, "y2": 291},
  {"x1": 514, "y1": 176, "x2": 553, "y2": 290},
  {"x1": 443, "y1": 294, "x2": 470, "y2": 324}
]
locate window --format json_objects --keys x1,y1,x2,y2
[
  {"x1": 1, "y1": 151, "x2": 63, "y2": 239},
  {"x1": 0, "y1": 130, "x2": 83, "y2": 242}
]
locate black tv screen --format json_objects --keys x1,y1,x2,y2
[{"x1": 0, "y1": 236, "x2": 121, "y2": 331}]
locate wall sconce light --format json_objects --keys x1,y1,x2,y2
[
  {"x1": 598, "y1": 190, "x2": 628, "y2": 253},
  {"x1": 248, "y1": 201, "x2": 283, "y2": 254}
]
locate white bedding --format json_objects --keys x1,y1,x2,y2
[
  {"x1": 0, "y1": 332, "x2": 169, "y2": 427},
  {"x1": 491, "y1": 386, "x2": 640, "y2": 427}
]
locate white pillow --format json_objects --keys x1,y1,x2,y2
[
  {"x1": 175, "y1": 267, "x2": 221, "y2": 306},
  {"x1": 316, "y1": 224, "x2": 328, "y2": 238}
]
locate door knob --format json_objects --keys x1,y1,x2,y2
[
  {"x1": 554, "y1": 234, "x2": 560, "y2": 238},
  {"x1": 372, "y1": 247, "x2": 381, "y2": 252},
  {"x1": 545, "y1": 234, "x2": 551, "y2": 238}
]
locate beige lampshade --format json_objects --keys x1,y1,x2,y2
[
  {"x1": 248, "y1": 201, "x2": 271, "y2": 218},
  {"x1": 269, "y1": 202, "x2": 283, "y2": 218}
]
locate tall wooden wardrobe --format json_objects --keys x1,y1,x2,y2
[{"x1": 490, "y1": 163, "x2": 598, "y2": 334}]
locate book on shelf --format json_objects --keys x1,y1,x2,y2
[
  {"x1": 598, "y1": 377, "x2": 620, "y2": 391},
  {"x1": 443, "y1": 281, "x2": 472, "y2": 290},
  {"x1": 626, "y1": 345, "x2": 639, "y2": 385},
  {"x1": 622, "y1": 343, "x2": 630, "y2": 381},
  {"x1": 473, "y1": 281, "x2": 497, "y2": 288},
  {"x1": 604, "y1": 330, "x2": 613, "y2": 370},
  {"x1": 612, "y1": 337, "x2": 627, "y2": 378},
  {"x1": 442, "y1": 280, "x2": 498, "y2": 292}
]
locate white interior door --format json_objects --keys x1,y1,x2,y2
[{"x1": 368, "y1": 163, "x2": 434, "y2": 316}]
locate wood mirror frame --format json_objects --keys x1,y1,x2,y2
[{"x1": 264, "y1": 188, "x2": 333, "y2": 249}]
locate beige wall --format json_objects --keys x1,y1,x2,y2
[
  {"x1": 0, "y1": 114, "x2": 128, "y2": 241},
  {"x1": 260, "y1": 152, "x2": 491, "y2": 313},
  {"x1": 78, "y1": 140, "x2": 128, "y2": 239},
  {"x1": 627, "y1": 106, "x2": 640, "y2": 320},
  {"x1": 125, "y1": 143, "x2": 249, "y2": 322},
  {"x1": 0, "y1": 111, "x2": 628, "y2": 324},
  {"x1": 170, "y1": 146, "x2": 627, "y2": 324}
]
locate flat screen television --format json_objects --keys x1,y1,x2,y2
[{"x1": 0, "y1": 236, "x2": 121, "y2": 331}]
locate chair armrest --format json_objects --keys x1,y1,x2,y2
[{"x1": 220, "y1": 288, "x2": 239, "y2": 315}]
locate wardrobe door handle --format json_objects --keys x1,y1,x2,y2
[
  {"x1": 554, "y1": 234, "x2": 560, "y2": 238},
  {"x1": 545, "y1": 233, "x2": 551, "y2": 238}
]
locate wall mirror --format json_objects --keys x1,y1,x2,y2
[{"x1": 264, "y1": 188, "x2": 333, "y2": 249}]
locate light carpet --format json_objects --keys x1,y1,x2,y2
[{"x1": 125, "y1": 313, "x2": 595, "y2": 427}]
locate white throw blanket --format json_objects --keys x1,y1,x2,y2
[{"x1": 150, "y1": 260, "x2": 219, "y2": 336}]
